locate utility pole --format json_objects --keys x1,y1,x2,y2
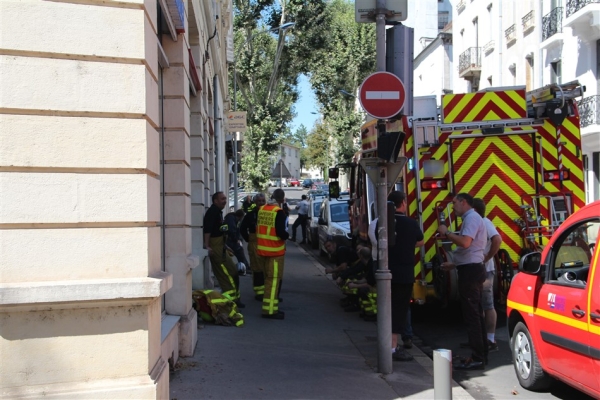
[{"x1": 374, "y1": 0, "x2": 392, "y2": 375}]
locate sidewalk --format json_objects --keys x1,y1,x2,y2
[{"x1": 170, "y1": 240, "x2": 474, "y2": 400}]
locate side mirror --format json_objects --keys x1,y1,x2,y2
[
  {"x1": 519, "y1": 252, "x2": 542, "y2": 274},
  {"x1": 318, "y1": 217, "x2": 327, "y2": 225}
]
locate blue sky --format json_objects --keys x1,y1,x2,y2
[{"x1": 291, "y1": 74, "x2": 319, "y2": 132}]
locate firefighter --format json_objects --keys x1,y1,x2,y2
[
  {"x1": 256, "y1": 188, "x2": 289, "y2": 319},
  {"x1": 240, "y1": 193, "x2": 267, "y2": 300},
  {"x1": 437, "y1": 193, "x2": 488, "y2": 370},
  {"x1": 203, "y1": 191, "x2": 243, "y2": 308}
]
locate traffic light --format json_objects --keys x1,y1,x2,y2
[{"x1": 329, "y1": 181, "x2": 340, "y2": 199}]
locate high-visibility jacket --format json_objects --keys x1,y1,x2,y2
[{"x1": 256, "y1": 204, "x2": 285, "y2": 257}]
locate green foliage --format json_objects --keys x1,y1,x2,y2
[{"x1": 232, "y1": 0, "x2": 375, "y2": 189}]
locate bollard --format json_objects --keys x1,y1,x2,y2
[{"x1": 433, "y1": 349, "x2": 452, "y2": 400}]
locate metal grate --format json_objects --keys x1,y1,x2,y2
[
  {"x1": 459, "y1": 47, "x2": 481, "y2": 74},
  {"x1": 578, "y1": 95, "x2": 600, "y2": 128},
  {"x1": 567, "y1": 0, "x2": 600, "y2": 18},
  {"x1": 542, "y1": 7, "x2": 563, "y2": 41},
  {"x1": 505, "y1": 24, "x2": 517, "y2": 44},
  {"x1": 522, "y1": 10, "x2": 535, "y2": 32}
]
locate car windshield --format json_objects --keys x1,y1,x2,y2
[
  {"x1": 313, "y1": 202, "x2": 322, "y2": 217},
  {"x1": 330, "y1": 203, "x2": 349, "y2": 223}
]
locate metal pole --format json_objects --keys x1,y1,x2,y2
[
  {"x1": 375, "y1": 0, "x2": 392, "y2": 375},
  {"x1": 433, "y1": 349, "x2": 453, "y2": 400},
  {"x1": 233, "y1": 62, "x2": 239, "y2": 209}
]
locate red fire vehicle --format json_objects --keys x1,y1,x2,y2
[
  {"x1": 506, "y1": 200, "x2": 599, "y2": 397},
  {"x1": 349, "y1": 81, "x2": 586, "y2": 304}
]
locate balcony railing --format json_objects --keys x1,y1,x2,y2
[
  {"x1": 505, "y1": 24, "x2": 517, "y2": 45},
  {"x1": 542, "y1": 7, "x2": 563, "y2": 41},
  {"x1": 457, "y1": 0, "x2": 466, "y2": 13},
  {"x1": 522, "y1": 10, "x2": 535, "y2": 33},
  {"x1": 459, "y1": 47, "x2": 481, "y2": 75},
  {"x1": 579, "y1": 95, "x2": 600, "y2": 128},
  {"x1": 483, "y1": 40, "x2": 495, "y2": 54},
  {"x1": 567, "y1": 0, "x2": 600, "y2": 18}
]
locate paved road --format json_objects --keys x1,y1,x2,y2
[{"x1": 280, "y1": 186, "x2": 594, "y2": 400}]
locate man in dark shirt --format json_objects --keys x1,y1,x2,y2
[
  {"x1": 203, "y1": 191, "x2": 243, "y2": 307},
  {"x1": 388, "y1": 191, "x2": 424, "y2": 361},
  {"x1": 324, "y1": 238, "x2": 362, "y2": 311},
  {"x1": 224, "y1": 209, "x2": 249, "y2": 274},
  {"x1": 240, "y1": 193, "x2": 267, "y2": 299}
]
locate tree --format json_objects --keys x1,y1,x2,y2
[
  {"x1": 232, "y1": 0, "x2": 328, "y2": 191},
  {"x1": 304, "y1": 121, "x2": 330, "y2": 173}
]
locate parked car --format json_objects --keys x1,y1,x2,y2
[
  {"x1": 288, "y1": 178, "x2": 300, "y2": 187},
  {"x1": 506, "y1": 200, "x2": 600, "y2": 398},
  {"x1": 307, "y1": 193, "x2": 327, "y2": 249},
  {"x1": 317, "y1": 197, "x2": 352, "y2": 257},
  {"x1": 301, "y1": 179, "x2": 314, "y2": 188},
  {"x1": 228, "y1": 192, "x2": 259, "y2": 211},
  {"x1": 269, "y1": 178, "x2": 288, "y2": 187}
]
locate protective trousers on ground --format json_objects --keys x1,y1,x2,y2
[
  {"x1": 209, "y1": 236, "x2": 239, "y2": 301},
  {"x1": 260, "y1": 254, "x2": 284, "y2": 315},
  {"x1": 248, "y1": 233, "x2": 265, "y2": 296}
]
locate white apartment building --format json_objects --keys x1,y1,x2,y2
[
  {"x1": 449, "y1": 0, "x2": 599, "y2": 203},
  {"x1": 1, "y1": 0, "x2": 235, "y2": 397},
  {"x1": 272, "y1": 143, "x2": 302, "y2": 181}
]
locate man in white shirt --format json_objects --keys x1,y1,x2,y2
[
  {"x1": 473, "y1": 198, "x2": 502, "y2": 352},
  {"x1": 291, "y1": 195, "x2": 309, "y2": 244}
]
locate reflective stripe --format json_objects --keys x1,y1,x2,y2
[
  {"x1": 257, "y1": 205, "x2": 285, "y2": 257},
  {"x1": 263, "y1": 259, "x2": 280, "y2": 314},
  {"x1": 507, "y1": 299, "x2": 596, "y2": 335}
]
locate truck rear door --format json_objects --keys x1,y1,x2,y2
[{"x1": 448, "y1": 132, "x2": 537, "y2": 262}]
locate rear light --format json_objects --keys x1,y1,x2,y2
[
  {"x1": 421, "y1": 179, "x2": 448, "y2": 190},
  {"x1": 544, "y1": 170, "x2": 570, "y2": 181}
]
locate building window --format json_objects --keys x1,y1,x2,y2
[
  {"x1": 551, "y1": 60, "x2": 562, "y2": 84},
  {"x1": 295, "y1": 149, "x2": 298, "y2": 158},
  {"x1": 439, "y1": 11, "x2": 449, "y2": 30}
]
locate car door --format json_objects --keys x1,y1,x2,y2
[
  {"x1": 587, "y1": 223, "x2": 600, "y2": 392},
  {"x1": 535, "y1": 218, "x2": 598, "y2": 392}
]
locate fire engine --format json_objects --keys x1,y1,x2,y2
[{"x1": 348, "y1": 81, "x2": 586, "y2": 305}]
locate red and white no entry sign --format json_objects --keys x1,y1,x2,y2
[{"x1": 359, "y1": 72, "x2": 406, "y2": 119}]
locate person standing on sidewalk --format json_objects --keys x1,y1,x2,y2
[
  {"x1": 387, "y1": 191, "x2": 424, "y2": 362},
  {"x1": 437, "y1": 193, "x2": 488, "y2": 370},
  {"x1": 473, "y1": 198, "x2": 502, "y2": 352},
  {"x1": 224, "y1": 209, "x2": 250, "y2": 275},
  {"x1": 256, "y1": 188, "x2": 289, "y2": 320},
  {"x1": 240, "y1": 193, "x2": 267, "y2": 300},
  {"x1": 291, "y1": 194, "x2": 309, "y2": 243},
  {"x1": 368, "y1": 217, "x2": 414, "y2": 348},
  {"x1": 203, "y1": 191, "x2": 243, "y2": 308}
]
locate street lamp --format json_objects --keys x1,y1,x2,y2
[
  {"x1": 232, "y1": 22, "x2": 295, "y2": 208},
  {"x1": 339, "y1": 89, "x2": 356, "y2": 98}
]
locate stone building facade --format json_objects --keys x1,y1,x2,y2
[{"x1": 1, "y1": 0, "x2": 233, "y2": 397}]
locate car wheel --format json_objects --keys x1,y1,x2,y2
[{"x1": 511, "y1": 321, "x2": 553, "y2": 391}]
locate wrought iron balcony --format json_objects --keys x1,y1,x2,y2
[
  {"x1": 542, "y1": 7, "x2": 563, "y2": 41},
  {"x1": 522, "y1": 10, "x2": 535, "y2": 33},
  {"x1": 457, "y1": 0, "x2": 466, "y2": 14},
  {"x1": 578, "y1": 95, "x2": 600, "y2": 128},
  {"x1": 505, "y1": 24, "x2": 517, "y2": 45},
  {"x1": 459, "y1": 47, "x2": 481, "y2": 78},
  {"x1": 483, "y1": 40, "x2": 495, "y2": 55},
  {"x1": 567, "y1": 0, "x2": 600, "y2": 17}
]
